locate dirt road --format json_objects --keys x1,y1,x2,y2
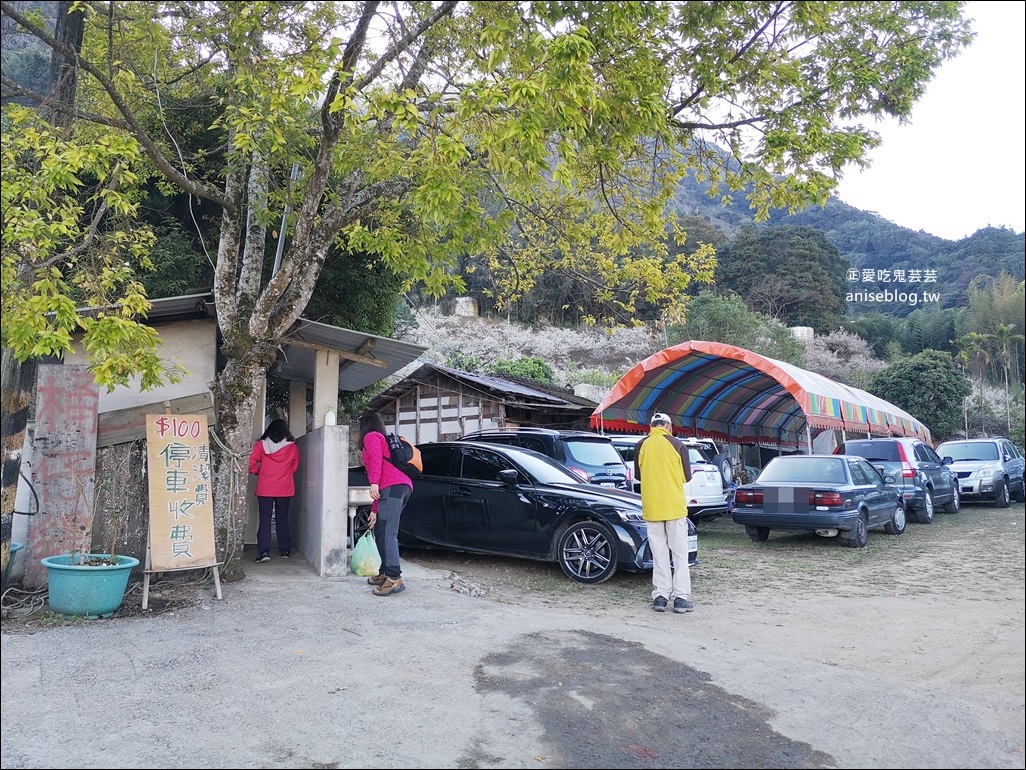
[
  {"x1": 405, "y1": 499, "x2": 1025, "y2": 707},
  {"x1": 2, "y1": 501, "x2": 1023, "y2": 769}
]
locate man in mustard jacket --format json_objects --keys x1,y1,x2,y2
[{"x1": 636, "y1": 412, "x2": 694, "y2": 613}]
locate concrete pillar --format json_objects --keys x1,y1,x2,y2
[
  {"x1": 289, "y1": 380, "x2": 307, "y2": 438},
  {"x1": 311, "y1": 349, "x2": 339, "y2": 429}
]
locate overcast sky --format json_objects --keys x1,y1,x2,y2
[{"x1": 832, "y1": 1, "x2": 1025, "y2": 241}]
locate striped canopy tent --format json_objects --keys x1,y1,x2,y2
[{"x1": 590, "y1": 341, "x2": 931, "y2": 448}]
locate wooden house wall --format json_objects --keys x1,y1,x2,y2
[
  {"x1": 378, "y1": 372, "x2": 506, "y2": 445},
  {"x1": 365, "y1": 371, "x2": 593, "y2": 456}
]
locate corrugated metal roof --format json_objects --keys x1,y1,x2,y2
[
  {"x1": 367, "y1": 362, "x2": 594, "y2": 411},
  {"x1": 429, "y1": 363, "x2": 578, "y2": 404},
  {"x1": 276, "y1": 318, "x2": 427, "y2": 391},
  {"x1": 145, "y1": 293, "x2": 426, "y2": 392}
]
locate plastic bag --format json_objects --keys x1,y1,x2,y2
[{"x1": 351, "y1": 531, "x2": 382, "y2": 577}]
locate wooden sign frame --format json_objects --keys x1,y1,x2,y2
[{"x1": 142, "y1": 411, "x2": 222, "y2": 607}]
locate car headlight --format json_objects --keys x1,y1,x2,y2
[
  {"x1": 974, "y1": 465, "x2": 1002, "y2": 479},
  {"x1": 615, "y1": 507, "x2": 645, "y2": 523}
]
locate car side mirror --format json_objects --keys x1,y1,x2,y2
[
  {"x1": 942, "y1": 456, "x2": 953, "y2": 465},
  {"x1": 497, "y1": 469, "x2": 519, "y2": 486},
  {"x1": 883, "y1": 475, "x2": 897, "y2": 484}
]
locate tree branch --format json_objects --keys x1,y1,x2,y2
[
  {"x1": 1, "y1": 0, "x2": 232, "y2": 213},
  {"x1": 0, "y1": 76, "x2": 129, "y2": 130},
  {"x1": 352, "y1": 1, "x2": 457, "y2": 93}
]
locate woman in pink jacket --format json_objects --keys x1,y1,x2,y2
[
  {"x1": 359, "y1": 411, "x2": 414, "y2": 596},
  {"x1": 248, "y1": 419, "x2": 300, "y2": 562}
]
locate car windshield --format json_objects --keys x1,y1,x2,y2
[
  {"x1": 757, "y1": 457, "x2": 847, "y2": 484},
  {"x1": 841, "y1": 442, "x2": 900, "y2": 462},
  {"x1": 937, "y1": 442, "x2": 1000, "y2": 461},
  {"x1": 564, "y1": 438, "x2": 625, "y2": 467},
  {"x1": 509, "y1": 448, "x2": 589, "y2": 484},
  {"x1": 688, "y1": 447, "x2": 713, "y2": 465}
]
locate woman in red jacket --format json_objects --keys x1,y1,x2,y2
[
  {"x1": 248, "y1": 419, "x2": 300, "y2": 562},
  {"x1": 359, "y1": 411, "x2": 414, "y2": 596}
]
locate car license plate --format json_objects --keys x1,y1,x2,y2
[{"x1": 600, "y1": 482, "x2": 616, "y2": 487}]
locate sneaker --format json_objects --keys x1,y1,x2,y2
[
  {"x1": 280, "y1": 551, "x2": 290, "y2": 559},
  {"x1": 255, "y1": 553, "x2": 271, "y2": 563},
  {"x1": 373, "y1": 577, "x2": 406, "y2": 596},
  {"x1": 367, "y1": 573, "x2": 386, "y2": 586},
  {"x1": 652, "y1": 596, "x2": 668, "y2": 612},
  {"x1": 673, "y1": 597, "x2": 695, "y2": 614}
]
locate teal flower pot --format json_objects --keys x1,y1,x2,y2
[
  {"x1": 41, "y1": 554, "x2": 140, "y2": 618},
  {"x1": 2, "y1": 541, "x2": 23, "y2": 592}
]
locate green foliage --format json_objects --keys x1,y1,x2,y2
[
  {"x1": 305, "y1": 249, "x2": 405, "y2": 337},
  {"x1": 773, "y1": 198, "x2": 1024, "y2": 316},
  {"x1": 869, "y1": 350, "x2": 971, "y2": 441},
  {"x1": 564, "y1": 363, "x2": 624, "y2": 389},
  {"x1": 485, "y1": 356, "x2": 555, "y2": 385},
  {"x1": 843, "y1": 312, "x2": 904, "y2": 358},
  {"x1": 444, "y1": 351, "x2": 482, "y2": 372},
  {"x1": 898, "y1": 305, "x2": 965, "y2": 357},
  {"x1": 669, "y1": 291, "x2": 806, "y2": 366},
  {"x1": 140, "y1": 223, "x2": 209, "y2": 299},
  {"x1": 966, "y1": 273, "x2": 1026, "y2": 382},
  {"x1": 1, "y1": 106, "x2": 182, "y2": 390},
  {"x1": 715, "y1": 225, "x2": 849, "y2": 331}
]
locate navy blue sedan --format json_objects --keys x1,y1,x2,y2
[{"x1": 730, "y1": 454, "x2": 906, "y2": 547}]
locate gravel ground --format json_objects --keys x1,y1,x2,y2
[{"x1": 2, "y1": 500, "x2": 1023, "y2": 769}]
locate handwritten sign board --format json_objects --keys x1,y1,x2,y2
[{"x1": 144, "y1": 414, "x2": 218, "y2": 572}]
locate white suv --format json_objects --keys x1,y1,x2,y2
[{"x1": 607, "y1": 435, "x2": 729, "y2": 525}]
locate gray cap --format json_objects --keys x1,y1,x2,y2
[{"x1": 650, "y1": 412, "x2": 671, "y2": 426}]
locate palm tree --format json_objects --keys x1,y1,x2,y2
[
  {"x1": 954, "y1": 332, "x2": 994, "y2": 437},
  {"x1": 951, "y1": 336, "x2": 973, "y2": 438},
  {"x1": 992, "y1": 324, "x2": 1025, "y2": 435}
]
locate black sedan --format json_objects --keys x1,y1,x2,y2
[
  {"x1": 351, "y1": 441, "x2": 697, "y2": 584},
  {"x1": 730, "y1": 454, "x2": 906, "y2": 548}
]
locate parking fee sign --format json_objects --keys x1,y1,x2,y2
[{"x1": 145, "y1": 414, "x2": 218, "y2": 571}]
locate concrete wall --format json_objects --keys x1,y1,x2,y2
[
  {"x1": 65, "y1": 319, "x2": 217, "y2": 414},
  {"x1": 292, "y1": 425, "x2": 350, "y2": 577}
]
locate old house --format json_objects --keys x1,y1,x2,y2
[
  {"x1": 363, "y1": 362, "x2": 599, "y2": 450},
  {"x1": 11, "y1": 293, "x2": 425, "y2": 586}
]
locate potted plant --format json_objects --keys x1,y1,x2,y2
[{"x1": 40, "y1": 472, "x2": 139, "y2": 618}]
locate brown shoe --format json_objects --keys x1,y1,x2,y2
[
  {"x1": 372, "y1": 577, "x2": 406, "y2": 596},
  {"x1": 367, "y1": 573, "x2": 386, "y2": 586}
]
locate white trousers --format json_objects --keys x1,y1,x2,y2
[{"x1": 648, "y1": 517, "x2": 691, "y2": 601}]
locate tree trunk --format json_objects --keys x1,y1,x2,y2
[
  {"x1": 1, "y1": 351, "x2": 36, "y2": 575},
  {"x1": 45, "y1": 0, "x2": 85, "y2": 129},
  {"x1": 208, "y1": 357, "x2": 266, "y2": 582}
]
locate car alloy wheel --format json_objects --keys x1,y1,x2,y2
[
  {"x1": 916, "y1": 489, "x2": 934, "y2": 524},
  {"x1": 557, "y1": 520, "x2": 618, "y2": 584},
  {"x1": 884, "y1": 504, "x2": 906, "y2": 536},
  {"x1": 353, "y1": 505, "x2": 373, "y2": 543},
  {"x1": 994, "y1": 479, "x2": 1011, "y2": 509},
  {"x1": 944, "y1": 486, "x2": 960, "y2": 514},
  {"x1": 844, "y1": 513, "x2": 869, "y2": 548}
]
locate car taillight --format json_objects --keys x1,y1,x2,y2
[
  {"x1": 810, "y1": 491, "x2": 844, "y2": 506},
  {"x1": 735, "y1": 489, "x2": 763, "y2": 505},
  {"x1": 567, "y1": 466, "x2": 591, "y2": 483},
  {"x1": 895, "y1": 444, "x2": 916, "y2": 477}
]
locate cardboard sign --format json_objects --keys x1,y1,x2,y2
[{"x1": 145, "y1": 414, "x2": 218, "y2": 571}]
